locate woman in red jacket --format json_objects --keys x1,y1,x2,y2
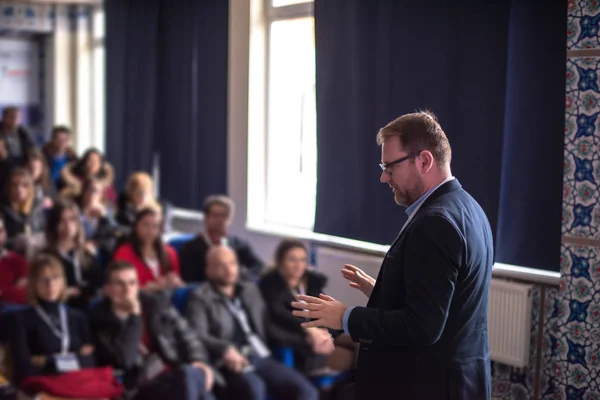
[
  {"x1": 0, "y1": 215, "x2": 28, "y2": 304},
  {"x1": 113, "y1": 207, "x2": 182, "y2": 291}
]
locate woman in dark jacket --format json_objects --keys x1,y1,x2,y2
[
  {"x1": 0, "y1": 167, "x2": 46, "y2": 253},
  {"x1": 7, "y1": 254, "x2": 96, "y2": 385},
  {"x1": 42, "y1": 200, "x2": 102, "y2": 310},
  {"x1": 259, "y1": 239, "x2": 357, "y2": 374}
]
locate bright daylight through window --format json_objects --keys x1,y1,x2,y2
[{"x1": 249, "y1": 0, "x2": 317, "y2": 231}]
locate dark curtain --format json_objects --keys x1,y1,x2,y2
[
  {"x1": 495, "y1": 2, "x2": 566, "y2": 270},
  {"x1": 105, "y1": 0, "x2": 228, "y2": 209},
  {"x1": 155, "y1": 0, "x2": 229, "y2": 210},
  {"x1": 105, "y1": 0, "x2": 160, "y2": 191},
  {"x1": 314, "y1": 0, "x2": 566, "y2": 271}
]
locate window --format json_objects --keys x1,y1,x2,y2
[
  {"x1": 248, "y1": 0, "x2": 316, "y2": 230},
  {"x1": 91, "y1": 6, "x2": 105, "y2": 152}
]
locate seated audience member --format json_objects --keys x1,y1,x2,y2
[
  {"x1": 59, "y1": 148, "x2": 117, "y2": 205},
  {"x1": 180, "y1": 195, "x2": 263, "y2": 283},
  {"x1": 259, "y1": 239, "x2": 357, "y2": 374},
  {"x1": 113, "y1": 207, "x2": 182, "y2": 291},
  {"x1": 0, "y1": 168, "x2": 46, "y2": 251},
  {"x1": 186, "y1": 246, "x2": 319, "y2": 400},
  {"x1": 42, "y1": 125, "x2": 77, "y2": 190},
  {"x1": 0, "y1": 215, "x2": 29, "y2": 304},
  {"x1": 0, "y1": 107, "x2": 35, "y2": 168},
  {"x1": 42, "y1": 200, "x2": 102, "y2": 310},
  {"x1": 26, "y1": 149, "x2": 54, "y2": 209},
  {"x1": 92, "y1": 261, "x2": 218, "y2": 400},
  {"x1": 116, "y1": 172, "x2": 172, "y2": 232},
  {"x1": 8, "y1": 254, "x2": 96, "y2": 385},
  {"x1": 78, "y1": 177, "x2": 118, "y2": 261}
]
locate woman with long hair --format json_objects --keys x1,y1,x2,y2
[
  {"x1": 59, "y1": 148, "x2": 116, "y2": 205},
  {"x1": 7, "y1": 254, "x2": 123, "y2": 398},
  {"x1": 0, "y1": 168, "x2": 46, "y2": 250},
  {"x1": 26, "y1": 148, "x2": 54, "y2": 209},
  {"x1": 43, "y1": 200, "x2": 102, "y2": 310},
  {"x1": 259, "y1": 239, "x2": 357, "y2": 374},
  {"x1": 113, "y1": 207, "x2": 182, "y2": 291}
]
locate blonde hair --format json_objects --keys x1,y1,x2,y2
[
  {"x1": 27, "y1": 254, "x2": 68, "y2": 305},
  {"x1": 126, "y1": 172, "x2": 161, "y2": 213}
]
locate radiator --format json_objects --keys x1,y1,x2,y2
[{"x1": 488, "y1": 279, "x2": 533, "y2": 368}]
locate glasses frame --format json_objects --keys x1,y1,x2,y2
[{"x1": 379, "y1": 151, "x2": 421, "y2": 175}]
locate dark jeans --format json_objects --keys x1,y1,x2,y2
[
  {"x1": 218, "y1": 357, "x2": 318, "y2": 400},
  {"x1": 133, "y1": 364, "x2": 216, "y2": 400}
]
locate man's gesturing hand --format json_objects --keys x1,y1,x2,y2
[{"x1": 291, "y1": 294, "x2": 347, "y2": 330}]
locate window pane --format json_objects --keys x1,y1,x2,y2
[
  {"x1": 92, "y1": 45, "x2": 105, "y2": 152},
  {"x1": 266, "y1": 17, "x2": 316, "y2": 229},
  {"x1": 92, "y1": 8, "x2": 104, "y2": 40},
  {"x1": 272, "y1": 0, "x2": 312, "y2": 7}
]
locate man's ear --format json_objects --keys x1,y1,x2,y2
[{"x1": 417, "y1": 150, "x2": 434, "y2": 174}]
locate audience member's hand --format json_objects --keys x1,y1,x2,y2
[
  {"x1": 66, "y1": 287, "x2": 82, "y2": 298},
  {"x1": 222, "y1": 346, "x2": 248, "y2": 373},
  {"x1": 123, "y1": 297, "x2": 141, "y2": 315},
  {"x1": 85, "y1": 241, "x2": 98, "y2": 255},
  {"x1": 31, "y1": 355, "x2": 46, "y2": 366},
  {"x1": 89, "y1": 203, "x2": 106, "y2": 218},
  {"x1": 341, "y1": 264, "x2": 376, "y2": 297},
  {"x1": 15, "y1": 277, "x2": 28, "y2": 288},
  {"x1": 43, "y1": 197, "x2": 53, "y2": 209},
  {"x1": 192, "y1": 361, "x2": 215, "y2": 391},
  {"x1": 306, "y1": 328, "x2": 335, "y2": 355},
  {"x1": 145, "y1": 277, "x2": 169, "y2": 292},
  {"x1": 0, "y1": 141, "x2": 8, "y2": 161},
  {"x1": 165, "y1": 272, "x2": 184, "y2": 288},
  {"x1": 80, "y1": 345, "x2": 94, "y2": 356}
]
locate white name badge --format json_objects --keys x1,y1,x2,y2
[{"x1": 54, "y1": 354, "x2": 80, "y2": 373}]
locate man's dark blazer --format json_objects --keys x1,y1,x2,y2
[{"x1": 347, "y1": 179, "x2": 493, "y2": 400}]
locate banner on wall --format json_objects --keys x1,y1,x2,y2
[
  {"x1": 0, "y1": 37, "x2": 39, "y2": 104},
  {"x1": 0, "y1": 37, "x2": 42, "y2": 140}
]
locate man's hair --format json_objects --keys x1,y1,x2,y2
[
  {"x1": 377, "y1": 110, "x2": 452, "y2": 167},
  {"x1": 2, "y1": 107, "x2": 18, "y2": 118},
  {"x1": 51, "y1": 125, "x2": 71, "y2": 137},
  {"x1": 105, "y1": 260, "x2": 137, "y2": 283},
  {"x1": 202, "y1": 195, "x2": 234, "y2": 216}
]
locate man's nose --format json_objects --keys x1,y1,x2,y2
[{"x1": 380, "y1": 170, "x2": 390, "y2": 183}]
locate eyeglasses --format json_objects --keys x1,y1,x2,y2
[{"x1": 379, "y1": 152, "x2": 419, "y2": 175}]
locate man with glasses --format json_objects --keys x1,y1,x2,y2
[{"x1": 292, "y1": 111, "x2": 493, "y2": 400}]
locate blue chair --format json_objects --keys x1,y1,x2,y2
[
  {"x1": 167, "y1": 233, "x2": 195, "y2": 253},
  {"x1": 171, "y1": 285, "x2": 200, "y2": 313}
]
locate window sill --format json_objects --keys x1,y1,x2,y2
[{"x1": 246, "y1": 222, "x2": 561, "y2": 287}]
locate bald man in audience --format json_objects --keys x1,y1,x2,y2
[{"x1": 185, "y1": 246, "x2": 319, "y2": 400}]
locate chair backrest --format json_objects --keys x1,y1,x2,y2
[
  {"x1": 171, "y1": 285, "x2": 200, "y2": 313},
  {"x1": 166, "y1": 233, "x2": 195, "y2": 253}
]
